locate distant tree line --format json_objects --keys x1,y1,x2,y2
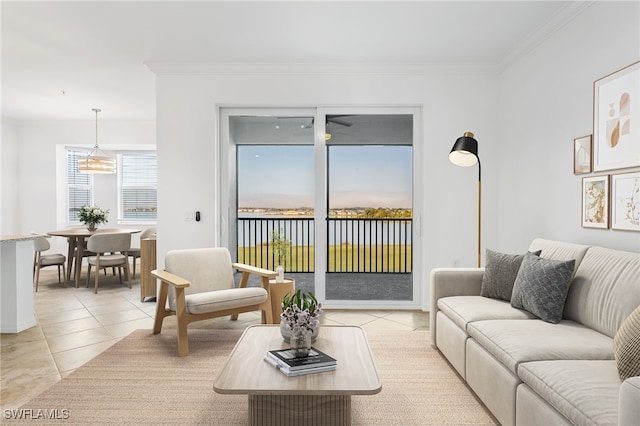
[{"x1": 356, "y1": 208, "x2": 412, "y2": 218}]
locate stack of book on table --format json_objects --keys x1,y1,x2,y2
[{"x1": 264, "y1": 347, "x2": 337, "y2": 377}]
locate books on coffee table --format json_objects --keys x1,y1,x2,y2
[{"x1": 264, "y1": 347, "x2": 337, "y2": 377}]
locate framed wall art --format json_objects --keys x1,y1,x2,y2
[
  {"x1": 593, "y1": 61, "x2": 640, "y2": 171},
  {"x1": 573, "y1": 135, "x2": 592, "y2": 174},
  {"x1": 611, "y1": 171, "x2": 640, "y2": 232},
  {"x1": 582, "y1": 175, "x2": 609, "y2": 229}
]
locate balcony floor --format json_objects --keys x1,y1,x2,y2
[{"x1": 287, "y1": 272, "x2": 412, "y2": 301}]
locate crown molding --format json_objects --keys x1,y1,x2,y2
[
  {"x1": 496, "y1": 1, "x2": 595, "y2": 71},
  {"x1": 146, "y1": 2, "x2": 593, "y2": 78},
  {"x1": 144, "y1": 61, "x2": 496, "y2": 76}
]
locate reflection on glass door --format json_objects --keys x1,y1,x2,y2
[
  {"x1": 325, "y1": 114, "x2": 413, "y2": 301},
  {"x1": 232, "y1": 115, "x2": 316, "y2": 295}
]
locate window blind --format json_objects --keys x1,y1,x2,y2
[
  {"x1": 118, "y1": 153, "x2": 157, "y2": 221},
  {"x1": 66, "y1": 150, "x2": 92, "y2": 222}
]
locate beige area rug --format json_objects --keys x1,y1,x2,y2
[{"x1": 12, "y1": 329, "x2": 497, "y2": 425}]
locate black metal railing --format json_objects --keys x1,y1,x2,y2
[
  {"x1": 327, "y1": 218, "x2": 412, "y2": 273},
  {"x1": 237, "y1": 217, "x2": 412, "y2": 273},
  {"x1": 237, "y1": 218, "x2": 315, "y2": 272}
]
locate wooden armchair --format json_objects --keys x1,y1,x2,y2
[{"x1": 151, "y1": 247, "x2": 278, "y2": 356}]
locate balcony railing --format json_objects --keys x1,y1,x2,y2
[{"x1": 237, "y1": 217, "x2": 412, "y2": 273}]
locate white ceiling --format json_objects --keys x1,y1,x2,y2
[{"x1": 1, "y1": 1, "x2": 586, "y2": 121}]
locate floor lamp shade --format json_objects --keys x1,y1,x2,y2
[
  {"x1": 449, "y1": 132, "x2": 482, "y2": 267},
  {"x1": 449, "y1": 132, "x2": 479, "y2": 167}
]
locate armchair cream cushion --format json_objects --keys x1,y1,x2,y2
[{"x1": 152, "y1": 247, "x2": 277, "y2": 356}]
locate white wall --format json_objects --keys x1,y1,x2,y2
[
  {"x1": 1, "y1": 117, "x2": 19, "y2": 234},
  {"x1": 497, "y1": 1, "x2": 640, "y2": 253},
  {"x1": 154, "y1": 69, "x2": 499, "y2": 309},
  {"x1": 8, "y1": 120, "x2": 155, "y2": 252}
]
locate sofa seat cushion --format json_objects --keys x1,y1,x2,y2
[
  {"x1": 169, "y1": 287, "x2": 268, "y2": 314},
  {"x1": 518, "y1": 360, "x2": 619, "y2": 426},
  {"x1": 467, "y1": 319, "x2": 614, "y2": 373},
  {"x1": 438, "y1": 296, "x2": 536, "y2": 332}
]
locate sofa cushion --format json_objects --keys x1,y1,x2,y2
[
  {"x1": 527, "y1": 238, "x2": 590, "y2": 271},
  {"x1": 480, "y1": 249, "x2": 540, "y2": 301},
  {"x1": 614, "y1": 305, "x2": 640, "y2": 381},
  {"x1": 438, "y1": 296, "x2": 536, "y2": 332},
  {"x1": 511, "y1": 253, "x2": 575, "y2": 324},
  {"x1": 467, "y1": 319, "x2": 614, "y2": 374},
  {"x1": 518, "y1": 360, "x2": 619, "y2": 426},
  {"x1": 620, "y1": 377, "x2": 640, "y2": 426},
  {"x1": 564, "y1": 246, "x2": 640, "y2": 338}
]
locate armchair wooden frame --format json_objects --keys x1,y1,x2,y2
[{"x1": 151, "y1": 263, "x2": 278, "y2": 356}]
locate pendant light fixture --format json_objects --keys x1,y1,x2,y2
[{"x1": 78, "y1": 108, "x2": 116, "y2": 174}]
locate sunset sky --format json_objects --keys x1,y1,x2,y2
[{"x1": 238, "y1": 145, "x2": 412, "y2": 209}]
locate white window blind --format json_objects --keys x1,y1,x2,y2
[
  {"x1": 66, "y1": 150, "x2": 93, "y2": 223},
  {"x1": 118, "y1": 153, "x2": 157, "y2": 222}
]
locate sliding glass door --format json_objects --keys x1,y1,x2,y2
[
  {"x1": 324, "y1": 114, "x2": 413, "y2": 302},
  {"x1": 220, "y1": 107, "x2": 421, "y2": 309}
]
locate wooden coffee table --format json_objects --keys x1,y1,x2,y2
[{"x1": 214, "y1": 325, "x2": 382, "y2": 426}]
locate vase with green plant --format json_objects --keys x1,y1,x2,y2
[
  {"x1": 77, "y1": 205, "x2": 109, "y2": 231},
  {"x1": 269, "y1": 229, "x2": 290, "y2": 283},
  {"x1": 280, "y1": 289, "x2": 322, "y2": 354}
]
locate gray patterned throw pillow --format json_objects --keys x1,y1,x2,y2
[
  {"x1": 510, "y1": 252, "x2": 575, "y2": 324},
  {"x1": 480, "y1": 249, "x2": 541, "y2": 301}
]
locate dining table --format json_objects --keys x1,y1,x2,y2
[{"x1": 47, "y1": 228, "x2": 141, "y2": 289}]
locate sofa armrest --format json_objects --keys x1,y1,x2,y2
[
  {"x1": 619, "y1": 376, "x2": 640, "y2": 426},
  {"x1": 429, "y1": 268, "x2": 484, "y2": 346}
]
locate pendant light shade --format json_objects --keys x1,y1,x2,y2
[{"x1": 78, "y1": 108, "x2": 116, "y2": 174}]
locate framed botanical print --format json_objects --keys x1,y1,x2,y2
[
  {"x1": 593, "y1": 61, "x2": 640, "y2": 171},
  {"x1": 573, "y1": 135, "x2": 592, "y2": 174},
  {"x1": 582, "y1": 175, "x2": 609, "y2": 229},
  {"x1": 611, "y1": 171, "x2": 640, "y2": 231}
]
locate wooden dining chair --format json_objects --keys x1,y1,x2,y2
[
  {"x1": 33, "y1": 237, "x2": 66, "y2": 292},
  {"x1": 86, "y1": 233, "x2": 132, "y2": 294},
  {"x1": 66, "y1": 237, "x2": 99, "y2": 282}
]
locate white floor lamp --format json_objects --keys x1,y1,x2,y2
[{"x1": 449, "y1": 132, "x2": 481, "y2": 267}]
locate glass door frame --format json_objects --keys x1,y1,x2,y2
[{"x1": 219, "y1": 106, "x2": 423, "y2": 310}]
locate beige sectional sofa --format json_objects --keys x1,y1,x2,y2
[{"x1": 430, "y1": 238, "x2": 640, "y2": 426}]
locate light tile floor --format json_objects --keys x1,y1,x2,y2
[{"x1": 1, "y1": 267, "x2": 429, "y2": 410}]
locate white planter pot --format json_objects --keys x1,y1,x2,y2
[{"x1": 280, "y1": 320, "x2": 319, "y2": 343}]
